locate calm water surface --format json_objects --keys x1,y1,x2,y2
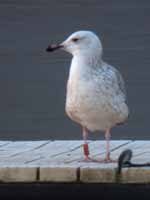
[{"x1": 0, "y1": 0, "x2": 150, "y2": 140}]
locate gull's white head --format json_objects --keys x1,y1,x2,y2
[{"x1": 46, "y1": 30, "x2": 103, "y2": 57}]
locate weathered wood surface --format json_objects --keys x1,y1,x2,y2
[{"x1": 0, "y1": 140, "x2": 150, "y2": 183}]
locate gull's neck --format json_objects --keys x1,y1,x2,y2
[
  {"x1": 68, "y1": 51, "x2": 102, "y2": 81},
  {"x1": 73, "y1": 48, "x2": 102, "y2": 67}
]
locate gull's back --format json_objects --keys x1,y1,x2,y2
[{"x1": 95, "y1": 61, "x2": 127, "y2": 102}]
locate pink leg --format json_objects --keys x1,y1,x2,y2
[
  {"x1": 81, "y1": 127, "x2": 116, "y2": 163},
  {"x1": 104, "y1": 128, "x2": 116, "y2": 163},
  {"x1": 81, "y1": 127, "x2": 96, "y2": 162}
]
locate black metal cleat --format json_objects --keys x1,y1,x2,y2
[
  {"x1": 117, "y1": 149, "x2": 133, "y2": 174},
  {"x1": 117, "y1": 149, "x2": 150, "y2": 175}
]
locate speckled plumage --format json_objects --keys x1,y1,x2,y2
[{"x1": 64, "y1": 31, "x2": 129, "y2": 132}]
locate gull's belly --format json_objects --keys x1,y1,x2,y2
[{"x1": 66, "y1": 81, "x2": 128, "y2": 131}]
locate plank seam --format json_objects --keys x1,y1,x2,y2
[
  {"x1": 33, "y1": 141, "x2": 51, "y2": 150},
  {"x1": 110, "y1": 140, "x2": 133, "y2": 153},
  {"x1": 49, "y1": 144, "x2": 83, "y2": 158},
  {"x1": 36, "y1": 167, "x2": 40, "y2": 181},
  {"x1": 10, "y1": 141, "x2": 51, "y2": 157},
  {"x1": 24, "y1": 157, "x2": 44, "y2": 164},
  {"x1": 76, "y1": 167, "x2": 80, "y2": 182}
]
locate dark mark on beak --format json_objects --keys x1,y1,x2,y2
[{"x1": 46, "y1": 44, "x2": 63, "y2": 52}]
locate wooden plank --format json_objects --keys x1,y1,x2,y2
[
  {"x1": 0, "y1": 141, "x2": 50, "y2": 158},
  {"x1": 38, "y1": 141, "x2": 130, "y2": 182},
  {"x1": 111, "y1": 141, "x2": 150, "y2": 163},
  {"x1": 40, "y1": 165, "x2": 78, "y2": 182},
  {"x1": 79, "y1": 141, "x2": 131, "y2": 183},
  {"x1": 81, "y1": 141, "x2": 150, "y2": 183},
  {"x1": 39, "y1": 140, "x2": 130, "y2": 164},
  {"x1": 0, "y1": 141, "x2": 83, "y2": 165},
  {"x1": 120, "y1": 168, "x2": 150, "y2": 183},
  {"x1": 0, "y1": 167, "x2": 37, "y2": 182},
  {"x1": 80, "y1": 164, "x2": 116, "y2": 183},
  {"x1": 0, "y1": 140, "x2": 149, "y2": 183}
]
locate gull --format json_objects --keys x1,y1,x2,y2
[{"x1": 46, "y1": 30, "x2": 129, "y2": 163}]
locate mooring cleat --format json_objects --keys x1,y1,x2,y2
[{"x1": 117, "y1": 149, "x2": 133, "y2": 174}]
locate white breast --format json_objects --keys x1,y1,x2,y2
[{"x1": 65, "y1": 56, "x2": 128, "y2": 131}]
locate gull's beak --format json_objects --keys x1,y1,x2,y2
[{"x1": 46, "y1": 44, "x2": 63, "y2": 52}]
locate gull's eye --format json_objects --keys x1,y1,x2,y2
[{"x1": 72, "y1": 38, "x2": 79, "y2": 42}]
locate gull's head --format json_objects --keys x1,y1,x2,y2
[{"x1": 46, "y1": 30, "x2": 103, "y2": 57}]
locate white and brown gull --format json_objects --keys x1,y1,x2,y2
[{"x1": 46, "y1": 30, "x2": 129, "y2": 163}]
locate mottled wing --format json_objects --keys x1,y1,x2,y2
[
  {"x1": 114, "y1": 67, "x2": 127, "y2": 99},
  {"x1": 102, "y1": 63, "x2": 127, "y2": 101}
]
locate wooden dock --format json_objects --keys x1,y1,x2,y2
[{"x1": 0, "y1": 140, "x2": 150, "y2": 184}]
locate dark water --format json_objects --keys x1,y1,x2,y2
[
  {"x1": 0, "y1": 0, "x2": 150, "y2": 140},
  {"x1": 0, "y1": 183, "x2": 150, "y2": 199}
]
